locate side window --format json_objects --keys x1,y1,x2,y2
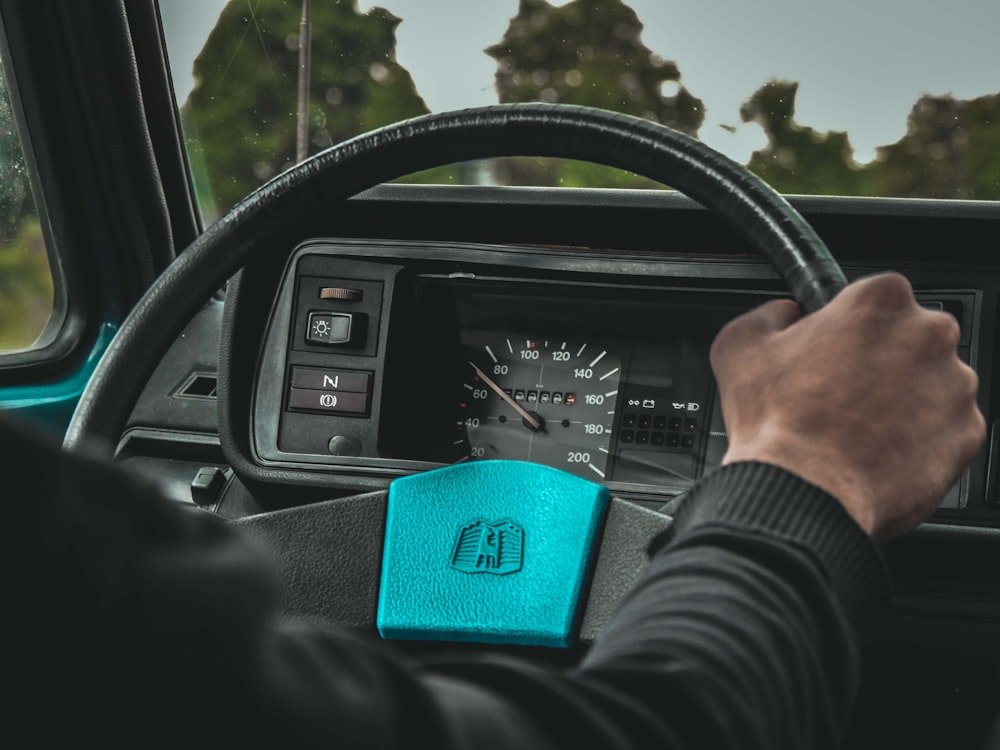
[{"x1": 0, "y1": 51, "x2": 59, "y2": 356}]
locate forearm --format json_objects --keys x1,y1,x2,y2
[
  {"x1": 16, "y1": 402, "x2": 890, "y2": 749},
  {"x1": 574, "y1": 461, "x2": 891, "y2": 750}
]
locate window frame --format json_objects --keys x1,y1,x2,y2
[
  {"x1": 0, "y1": 0, "x2": 200, "y2": 438},
  {"x1": 0, "y1": 11, "x2": 75, "y2": 370}
]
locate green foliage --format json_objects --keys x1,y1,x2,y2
[
  {"x1": 872, "y1": 92, "x2": 1000, "y2": 200},
  {"x1": 741, "y1": 81, "x2": 868, "y2": 197},
  {"x1": 0, "y1": 70, "x2": 32, "y2": 238},
  {"x1": 0, "y1": 67, "x2": 53, "y2": 352},
  {"x1": 486, "y1": 0, "x2": 703, "y2": 189},
  {"x1": 181, "y1": 0, "x2": 433, "y2": 219},
  {"x1": 488, "y1": 156, "x2": 666, "y2": 190},
  {"x1": 180, "y1": 0, "x2": 1000, "y2": 204},
  {"x1": 0, "y1": 217, "x2": 53, "y2": 351},
  {"x1": 741, "y1": 80, "x2": 1000, "y2": 200},
  {"x1": 488, "y1": 0, "x2": 703, "y2": 132}
]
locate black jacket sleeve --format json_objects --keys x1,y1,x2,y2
[{"x1": 10, "y1": 414, "x2": 889, "y2": 750}]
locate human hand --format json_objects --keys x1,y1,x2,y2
[{"x1": 710, "y1": 273, "x2": 985, "y2": 540}]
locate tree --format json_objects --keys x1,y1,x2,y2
[
  {"x1": 181, "y1": 0, "x2": 430, "y2": 219},
  {"x1": 485, "y1": 0, "x2": 705, "y2": 188},
  {"x1": 872, "y1": 92, "x2": 1000, "y2": 200},
  {"x1": 740, "y1": 80, "x2": 865, "y2": 197},
  {"x1": 739, "y1": 81, "x2": 1000, "y2": 201},
  {"x1": 0, "y1": 70, "x2": 31, "y2": 239},
  {"x1": 0, "y1": 69, "x2": 52, "y2": 351}
]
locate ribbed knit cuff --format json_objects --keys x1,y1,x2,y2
[{"x1": 654, "y1": 461, "x2": 892, "y2": 642}]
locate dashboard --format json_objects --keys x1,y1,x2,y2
[
  {"x1": 114, "y1": 187, "x2": 1000, "y2": 736},
  {"x1": 247, "y1": 233, "x2": 983, "y2": 520},
  {"x1": 93, "y1": 174, "x2": 1000, "y2": 750},
  {"x1": 118, "y1": 186, "x2": 1000, "y2": 603}
]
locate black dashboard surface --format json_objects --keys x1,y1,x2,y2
[{"x1": 121, "y1": 185, "x2": 1000, "y2": 603}]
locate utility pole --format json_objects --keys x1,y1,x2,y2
[{"x1": 295, "y1": 0, "x2": 311, "y2": 163}]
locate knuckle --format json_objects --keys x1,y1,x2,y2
[
  {"x1": 961, "y1": 362, "x2": 980, "y2": 396},
  {"x1": 963, "y1": 408, "x2": 987, "y2": 460},
  {"x1": 710, "y1": 300, "x2": 796, "y2": 371},
  {"x1": 947, "y1": 362, "x2": 980, "y2": 409},
  {"x1": 709, "y1": 324, "x2": 736, "y2": 368},
  {"x1": 859, "y1": 272, "x2": 914, "y2": 308},
  {"x1": 712, "y1": 306, "x2": 766, "y2": 357},
  {"x1": 974, "y1": 409, "x2": 987, "y2": 441},
  {"x1": 956, "y1": 371, "x2": 985, "y2": 451},
  {"x1": 881, "y1": 271, "x2": 915, "y2": 298},
  {"x1": 925, "y1": 310, "x2": 961, "y2": 350},
  {"x1": 711, "y1": 316, "x2": 740, "y2": 347}
]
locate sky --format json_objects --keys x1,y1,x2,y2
[{"x1": 160, "y1": 0, "x2": 1000, "y2": 164}]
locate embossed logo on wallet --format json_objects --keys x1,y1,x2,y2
[{"x1": 450, "y1": 520, "x2": 523, "y2": 575}]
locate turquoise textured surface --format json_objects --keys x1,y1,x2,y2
[{"x1": 377, "y1": 460, "x2": 611, "y2": 647}]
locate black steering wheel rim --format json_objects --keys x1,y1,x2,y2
[{"x1": 64, "y1": 102, "x2": 846, "y2": 456}]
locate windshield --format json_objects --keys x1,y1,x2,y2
[{"x1": 159, "y1": 0, "x2": 1000, "y2": 223}]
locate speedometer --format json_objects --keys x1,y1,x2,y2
[{"x1": 453, "y1": 331, "x2": 623, "y2": 481}]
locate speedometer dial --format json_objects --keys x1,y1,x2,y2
[{"x1": 454, "y1": 332, "x2": 623, "y2": 481}]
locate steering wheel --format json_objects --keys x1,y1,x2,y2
[{"x1": 64, "y1": 103, "x2": 847, "y2": 644}]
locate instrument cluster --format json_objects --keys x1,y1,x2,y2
[{"x1": 249, "y1": 239, "x2": 972, "y2": 510}]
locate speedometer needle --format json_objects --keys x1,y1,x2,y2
[{"x1": 471, "y1": 363, "x2": 544, "y2": 432}]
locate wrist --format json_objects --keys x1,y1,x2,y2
[
  {"x1": 668, "y1": 460, "x2": 891, "y2": 642},
  {"x1": 721, "y1": 437, "x2": 877, "y2": 537}
]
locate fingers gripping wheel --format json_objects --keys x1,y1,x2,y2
[{"x1": 65, "y1": 103, "x2": 846, "y2": 456}]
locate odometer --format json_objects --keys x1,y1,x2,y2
[{"x1": 454, "y1": 332, "x2": 623, "y2": 481}]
